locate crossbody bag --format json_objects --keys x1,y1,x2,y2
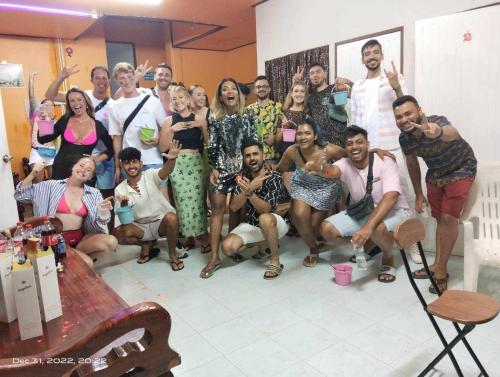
[{"x1": 346, "y1": 152, "x2": 375, "y2": 220}]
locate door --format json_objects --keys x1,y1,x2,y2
[
  {"x1": 0, "y1": 92, "x2": 19, "y2": 229},
  {"x1": 105, "y1": 42, "x2": 137, "y2": 94}
]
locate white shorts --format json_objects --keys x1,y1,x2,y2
[
  {"x1": 134, "y1": 218, "x2": 163, "y2": 241},
  {"x1": 229, "y1": 214, "x2": 289, "y2": 245},
  {"x1": 29, "y1": 147, "x2": 55, "y2": 166}
]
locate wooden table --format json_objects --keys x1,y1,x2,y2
[{"x1": 0, "y1": 248, "x2": 180, "y2": 376}]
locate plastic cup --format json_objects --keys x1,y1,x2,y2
[
  {"x1": 139, "y1": 127, "x2": 155, "y2": 142},
  {"x1": 282, "y1": 128, "x2": 296, "y2": 142},
  {"x1": 38, "y1": 119, "x2": 54, "y2": 136}
]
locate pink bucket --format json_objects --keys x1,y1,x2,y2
[
  {"x1": 332, "y1": 264, "x2": 353, "y2": 286},
  {"x1": 38, "y1": 119, "x2": 54, "y2": 136},
  {"x1": 282, "y1": 128, "x2": 296, "y2": 143}
]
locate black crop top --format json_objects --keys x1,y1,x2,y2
[{"x1": 172, "y1": 113, "x2": 203, "y2": 151}]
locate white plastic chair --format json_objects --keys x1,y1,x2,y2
[{"x1": 462, "y1": 161, "x2": 500, "y2": 291}]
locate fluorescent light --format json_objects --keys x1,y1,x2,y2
[{"x1": 0, "y1": 2, "x2": 98, "y2": 18}]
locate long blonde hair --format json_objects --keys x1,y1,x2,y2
[
  {"x1": 210, "y1": 78, "x2": 245, "y2": 120},
  {"x1": 283, "y1": 80, "x2": 309, "y2": 113}
]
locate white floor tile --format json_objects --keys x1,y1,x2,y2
[
  {"x1": 174, "y1": 301, "x2": 238, "y2": 332},
  {"x1": 170, "y1": 333, "x2": 222, "y2": 375},
  {"x1": 273, "y1": 362, "x2": 325, "y2": 377},
  {"x1": 227, "y1": 338, "x2": 297, "y2": 377},
  {"x1": 176, "y1": 356, "x2": 246, "y2": 377},
  {"x1": 242, "y1": 302, "x2": 302, "y2": 334}
]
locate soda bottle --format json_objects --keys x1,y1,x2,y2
[
  {"x1": 55, "y1": 234, "x2": 66, "y2": 272},
  {"x1": 41, "y1": 217, "x2": 59, "y2": 264},
  {"x1": 0, "y1": 233, "x2": 7, "y2": 253}
]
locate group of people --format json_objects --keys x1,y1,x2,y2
[{"x1": 14, "y1": 38, "x2": 476, "y2": 293}]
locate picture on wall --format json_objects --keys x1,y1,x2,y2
[
  {"x1": 335, "y1": 27, "x2": 403, "y2": 82},
  {"x1": 0, "y1": 63, "x2": 24, "y2": 88}
]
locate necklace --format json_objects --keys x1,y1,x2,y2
[{"x1": 76, "y1": 116, "x2": 90, "y2": 124}]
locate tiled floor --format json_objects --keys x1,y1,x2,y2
[{"x1": 95, "y1": 234, "x2": 500, "y2": 377}]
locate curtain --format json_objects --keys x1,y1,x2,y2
[{"x1": 265, "y1": 45, "x2": 329, "y2": 103}]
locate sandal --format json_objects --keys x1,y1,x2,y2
[
  {"x1": 199, "y1": 262, "x2": 221, "y2": 279},
  {"x1": 429, "y1": 276, "x2": 448, "y2": 294},
  {"x1": 264, "y1": 263, "x2": 284, "y2": 280},
  {"x1": 137, "y1": 247, "x2": 160, "y2": 264},
  {"x1": 412, "y1": 268, "x2": 449, "y2": 280},
  {"x1": 170, "y1": 259, "x2": 184, "y2": 271},
  {"x1": 200, "y1": 244, "x2": 211, "y2": 254},
  {"x1": 349, "y1": 246, "x2": 382, "y2": 263},
  {"x1": 378, "y1": 265, "x2": 396, "y2": 283},
  {"x1": 252, "y1": 247, "x2": 272, "y2": 260},
  {"x1": 303, "y1": 253, "x2": 319, "y2": 268}
]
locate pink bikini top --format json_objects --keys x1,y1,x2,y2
[
  {"x1": 56, "y1": 193, "x2": 88, "y2": 217},
  {"x1": 63, "y1": 125, "x2": 97, "y2": 145}
]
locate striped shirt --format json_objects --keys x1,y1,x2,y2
[
  {"x1": 399, "y1": 115, "x2": 477, "y2": 186},
  {"x1": 351, "y1": 73, "x2": 408, "y2": 150},
  {"x1": 14, "y1": 179, "x2": 108, "y2": 234}
]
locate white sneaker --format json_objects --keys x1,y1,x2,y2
[{"x1": 409, "y1": 243, "x2": 422, "y2": 264}]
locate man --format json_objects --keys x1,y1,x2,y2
[
  {"x1": 294, "y1": 63, "x2": 349, "y2": 147},
  {"x1": 45, "y1": 64, "x2": 116, "y2": 194},
  {"x1": 310, "y1": 126, "x2": 410, "y2": 283},
  {"x1": 112, "y1": 143, "x2": 183, "y2": 270},
  {"x1": 393, "y1": 95, "x2": 477, "y2": 293},
  {"x1": 108, "y1": 62, "x2": 166, "y2": 183},
  {"x1": 247, "y1": 76, "x2": 282, "y2": 161},
  {"x1": 221, "y1": 139, "x2": 290, "y2": 279},
  {"x1": 350, "y1": 39, "x2": 421, "y2": 263}
]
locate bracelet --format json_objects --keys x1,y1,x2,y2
[
  {"x1": 393, "y1": 84, "x2": 401, "y2": 91},
  {"x1": 436, "y1": 127, "x2": 444, "y2": 139},
  {"x1": 245, "y1": 191, "x2": 254, "y2": 198}
]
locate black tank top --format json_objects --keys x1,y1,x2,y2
[{"x1": 172, "y1": 113, "x2": 203, "y2": 151}]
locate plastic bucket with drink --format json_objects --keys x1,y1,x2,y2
[
  {"x1": 116, "y1": 206, "x2": 134, "y2": 225},
  {"x1": 332, "y1": 91, "x2": 348, "y2": 106},
  {"x1": 38, "y1": 119, "x2": 54, "y2": 137},
  {"x1": 139, "y1": 127, "x2": 155, "y2": 142},
  {"x1": 282, "y1": 128, "x2": 296, "y2": 142},
  {"x1": 332, "y1": 264, "x2": 353, "y2": 286}
]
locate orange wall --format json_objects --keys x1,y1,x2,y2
[
  {"x1": 1, "y1": 18, "x2": 257, "y2": 176},
  {"x1": 0, "y1": 35, "x2": 58, "y2": 175}
]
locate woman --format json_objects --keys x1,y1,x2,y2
[
  {"x1": 38, "y1": 88, "x2": 113, "y2": 180},
  {"x1": 159, "y1": 86, "x2": 210, "y2": 253},
  {"x1": 275, "y1": 119, "x2": 344, "y2": 267},
  {"x1": 14, "y1": 157, "x2": 117, "y2": 266},
  {"x1": 201, "y1": 78, "x2": 259, "y2": 278},
  {"x1": 28, "y1": 72, "x2": 57, "y2": 182},
  {"x1": 276, "y1": 80, "x2": 310, "y2": 191}
]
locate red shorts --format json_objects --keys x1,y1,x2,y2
[
  {"x1": 426, "y1": 177, "x2": 474, "y2": 219},
  {"x1": 62, "y1": 228, "x2": 84, "y2": 247}
]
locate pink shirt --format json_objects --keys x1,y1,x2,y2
[{"x1": 334, "y1": 155, "x2": 409, "y2": 210}]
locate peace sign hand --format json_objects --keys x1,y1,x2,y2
[
  {"x1": 135, "y1": 60, "x2": 153, "y2": 80},
  {"x1": 384, "y1": 60, "x2": 400, "y2": 90},
  {"x1": 59, "y1": 64, "x2": 80, "y2": 80},
  {"x1": 409, "y1": 113, "x2": 442, "y2": 138},
  {"x1": 292, "y1": 66, "x2": 305, "y2": 83}
]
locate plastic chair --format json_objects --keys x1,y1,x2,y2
[
  {"x1": 394, "y1": 218, "x2": 499, "y2": 377},
  {"x1": 462, "y1": 161, "x2": 500, "y2": 291}
]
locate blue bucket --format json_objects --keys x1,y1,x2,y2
[
  {"x1": 332, "y1": 91, "x2": 348, "y2": 106},
  {"x1": 116, "y1": 206, "x2": 134, "y2": 225}
]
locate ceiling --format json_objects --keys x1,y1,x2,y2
[{"x1": 0, "y1": 0, "x2": 267, "y2": 51}]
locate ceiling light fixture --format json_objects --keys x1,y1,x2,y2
[{"x1": 0, "y1": 2, "x2": 98, "y2": 18}]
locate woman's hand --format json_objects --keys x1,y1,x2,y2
[
  {"x1": 162, "y1": 139, "x2": 182, "y2": 160},
  {"x1": 279, "y1": 113, "x2": 289, "y2": 128},
  {"x1": 371, "y1": 148, "x2": 396, "y2": 161},
  {"x1": 141, "y1": 137, "x2": 159, "y2": 146},
  {"x1": 170, "y1": 122, "x2": 188, "y2": 133},
  {"x1": 209, "y1": 169, "x2": 220, "y2": 186}
]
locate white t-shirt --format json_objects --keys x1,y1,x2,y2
[
  {"x1": 109, "y1": 93, "x2": 166, "y2": 165},
  {"x1": 114, "y1": 168, "x2": 175, "y2": 225},
  {"x1": 362, "y1": 78, "x2": 380, "y2": 148},
  {"x1": 86, "y1": 90, "x2": 114, "y2": 155}
]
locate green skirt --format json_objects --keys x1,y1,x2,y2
[{"x1": 169, "y1": 151, "x2": 208, "y2": 237}]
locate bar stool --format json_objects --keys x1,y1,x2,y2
[{"x1": 394, "y1": 218, "x2": 499, "y2": 377}]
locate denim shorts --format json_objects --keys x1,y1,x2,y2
[{"x1": 325, "y1": 207, "x2": 411, "y2": 237}]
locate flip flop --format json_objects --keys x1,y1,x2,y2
[
  {"x1": 137, "y1": 247, "x2": 160, "y2": 264},
  {"x1": 429, "y1": 276, "x2": 448, "y2": 294},
  {"x1": 303, "y1": 253, "x2": 319, "y2": 267},
  {"x1": 200, "y1": 244, "x2": 211, "y2": 254},
  {"x1": 378, "y1": 265, "x2": 396, "y2": 283},
  {"x1": 170, "y1": 259, "x2": 184, "y2": 272},
  {"x1": 349, "y1": 246, "x2": 382, "y2": 263},
  {"x1": 264, "y1": 264, "x2": 284, "y2": 280},
  {"x1": 252, "y1": 247, "x2": 272, "y2": 260},
  {"x1": 412, "y1": 268, "x2": 449, "y2": 280},
  {"x1": 199, "y1": 263, "x2": 221, "y2": 279},
  {"x1": 230, "y1": 253, "x2": 245, "y2": 263}
]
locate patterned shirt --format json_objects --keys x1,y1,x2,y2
[
  {"x1": 399, "y1": 115, "x2": 477, "y2": 186},
  {"x1": 232, "y1": 170, "x2": 291, "y2": 226},
  {"x1": 208, "y1": 111, "x2": 258, "y2": 178},
  {"x1": 247, "y1": 100, "x2": 282, "y2": 160},
  {"x1": 309, "y1": 85, "x2": 347, "y2": 147},
  {"x1": 351, "y1": 74, "x2": 408, "y2": 150}
]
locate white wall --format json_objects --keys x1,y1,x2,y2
[{"x1": 256, "y1": 0, "x2": 496, "y2": 93}]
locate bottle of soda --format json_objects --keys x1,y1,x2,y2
[
  {"x1": 55, "y1": 234, "x2": 66, "y2": 272},
  {"x1": 41, "y1": 217, "x2": 59, "y2": 266},
  {"x1": 0, "y1": 233, "x2": 7, "y2": 253}
]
